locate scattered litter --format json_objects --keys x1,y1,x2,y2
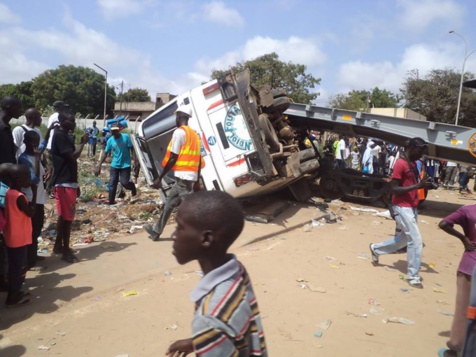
[
  {"x1": 436, "y1": 300, "x2": 450, "y2": 305},
  {"x1": 325, "y1": 256, "x2": 336, "y2": 262},
  {"x1": 311, "y1": 219, "x2": 324, "y2": 227},
  {"x1": 302, "y1": 223, "x2": 312, "y2": 232},
  {"x1": 329, "y1": 264, "x2": 340, "y2": 269},
  {"x1": 314, "y1": 331, "x2": 323, "y2": 338},
  {"x1": 385, "y1": 266, "x2": 395, "y2": 271},
  {"x1": 165, "y1": 324, "x2": 178, "y2": 331},
  {"x1": 346, "y1": 311, "x2": 368, "y2": 318},
  {"x1": 122, "y1": 290, "x2": 137, "y2": 297},
  {"x1": 296, "y1": 278, "x2": 308, "y2": 283},
  {"x1": 350, "y1": 206, "x2": 379, "y2": 214},
  {"x1": 318, "y1": 320, "x2": 332, "y2": 330},
  {"x1": 438, "y1": 309, "x2": 454, "y2": 316},
  {"x1": 370, "y1": 307, "x2": 385, "y2": 316},
  {"x1": 164, "y1": 271, "x2": 172, "y2": 276},
  {"x1": 365, "y1": 332, "x2": 374, "y2": 336},
  {"x1": 429, "y1": 263, "x2": 436, "y2": 268},
  {"x1": 195, "y1": 271, "x2": 204, "y2": 276},
  {"x1": 368, "y1": 298, "x2": 380, "y2": 306},
  {"x1": 72, "y1": 242, "x2": 88, "y2": 247},
  {"x1": 357, "y1": 253, "x2": 369, "y2": 260},
  {"x1": 299, "y1": 283, "x2": 326, "y2": 293},
  {"x1": 129, "y1": 225, "x2": 144, "y2": 234},
  {"x1": 280, "y1": 237, "x2": 286, "y2": 240},
  {"x1": 383, "y1": 317, "x2": 415, "y2": 325},
  {"x1": 115, "y1": 354, "x2": 129, "y2": 357},
  {"x1": 420, "y1": 220, "x2": 429, "y2": 224},
  {"x1": 56, "y1": 331, "x2": 67, "y2": 336},
  {"x1": 399, "y1": 274, "x2": 405, "y2": 280},
  {"x1": 38, "y1": 345, "x2": 50, "y2": 350},
  {"x1": 400, "y1": 288, "x2": 409, "y2": 293},
  {"x1": 433, "y1": 287, "x2": 447, "y2": 294}
]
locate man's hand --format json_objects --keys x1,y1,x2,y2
[
  {"x1": 80, "y1": 133, "x2": 90, "y2": 144},
  {"x1": 165, "y1": 338, "x2": 193, "y2": 356},
  {"x1": 94, "y1": 166, "x2": 101, "y2": 177},
  {"x1": 151, "y1": 177, "x2": 162, "y2": 189},
  {"x1": 462, "y1": 236, "x2": 476, "y2": 251},
  {"x1": 418, "y1": 177, "x2": 435, "y2": 190}
]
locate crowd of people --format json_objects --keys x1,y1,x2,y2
[{"x1": 2, "y1": 93, "x2": 476, "y2": 355}]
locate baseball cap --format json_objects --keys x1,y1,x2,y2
[
  {"x1": 110, "y1": 125, "x2": 120, "y2": 130},
  {"x1": 53, "y1": 100, "x2": 69, "y2": 108},
  {"x1": 407, "y1": 137, "x2": 427, "y2": 147}
]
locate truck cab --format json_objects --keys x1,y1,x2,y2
[{"x1": 132, "y1": 69, "x2": 320, "y2": 201}]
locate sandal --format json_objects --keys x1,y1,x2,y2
[
  {"x1": 408, "y1": 278, "x2": 423, "y2": 289},
  {"x1": 369, "y1": 244, "x2": 379, "y2": 265}
]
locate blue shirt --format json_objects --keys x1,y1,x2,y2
[{"x1": 105, "y1": 133, "x2": 133, "y2": 169}]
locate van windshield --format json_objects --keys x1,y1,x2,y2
[{"x1": 141, "y1": 101, "x2": 178, "y2": 139}]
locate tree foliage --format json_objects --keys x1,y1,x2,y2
[
  {"x1": 210, "y1": 53, "x2": 321, "y2": 104},
  {"x1": 401, "y1": 68, "x2": 476, "y2": 126},
  {"x1": 118, "y1": 88, "x2": 150, "y2": 102},
  {"x1": 328, "y1": 88, "x2": 401, "y2": 111},
  {"x1": 0, "y1": 81, "x2": 35, "y2": 110},
  {"x1": 31, "y1": 65, "x2": 116, "y2": 117}
]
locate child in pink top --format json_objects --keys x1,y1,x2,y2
[
  {"x1": 4, "y1": 164, "x2": 35, "y2": 308},
  {"x1": 439, "y1": 204, "x2": 476, "y2": 355}
]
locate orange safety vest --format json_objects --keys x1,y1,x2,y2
[
  {"x1": 417, "y1": 165, "x2": 425, "y2": 201},
  {"x1": 162, "y1": 125, "x2": 202, "y2": 172}
]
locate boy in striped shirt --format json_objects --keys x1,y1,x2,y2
[{"x1": 166, "y1": 191, "x2": 267, "y2": 357}]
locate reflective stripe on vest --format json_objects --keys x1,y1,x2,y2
[{"x1": 162, "y1": 126, "x2": 201, "y2": 172}]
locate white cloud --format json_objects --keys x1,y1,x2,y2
[
  {"x1": 0, "y1": 3, "x2": 21, "y2": 24},
  {"x1": 194, "y1": 36, "x2": 326, "y2": 81},
  {"x1": 97, "y1": 0, "x2": 154, "y2": 19},
  {"x1": 334, "y1": 41, "x2": 471, "y2": 95},
  {"x1": 203, "y1": 1, "x2": 244, "y2": 27},
  {"x1": 396, "y1": 0, "x2": 464, "y2": 32}
]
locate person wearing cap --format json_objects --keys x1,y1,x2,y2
[
  {"x1": 144, "y1": 104, "x2": 202, "y2": 241},
  {"x1": 369, "y1": 137, "x2": 435, "y2": 289},
  {"x1": 94, "y1": 125, "x2": 137, "y2": 204}
]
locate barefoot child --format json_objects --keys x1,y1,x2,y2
[
  {"x1": 438, "y1": 204, "x2": 476, "y2": 356},
  {"x1": 165, "y1": 191, "x2": 267, "y2": 357},
  {"x1": 3, "y1": 164, "x2": 35, "y2": 307}
]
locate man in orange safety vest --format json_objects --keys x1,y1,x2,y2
[{"x1": 144, "y1": 104, "x2": 202, "y2": 241}]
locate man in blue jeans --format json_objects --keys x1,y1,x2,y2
[
  {"x1": 95, "y1": 125, "x2": 136, "y2": 204},
  {"x1": 369, "y1": 137, "x2": 435, "y2": 289}
]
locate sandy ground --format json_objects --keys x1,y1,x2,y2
[{"x1": 0, "y1": 185, "x2": 475, "y2": 357}]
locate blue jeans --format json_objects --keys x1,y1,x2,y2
[
  {"x1": 109, "y1": 167, "x2": 135, "y2": 203},
  {"x1": 373, "y1": 206, "x2": 422, "y2": 280}
]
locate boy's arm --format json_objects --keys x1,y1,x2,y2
[
  {"x1": 17, "y1": 195, "x2": 35, "y2": 217},
  {"x1": 165, "y1": 338, "x2": 193, "y2": 356}
]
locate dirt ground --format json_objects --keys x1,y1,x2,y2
[{"x1": 0, "y1": 175, "x2": 475, "y2": 357}]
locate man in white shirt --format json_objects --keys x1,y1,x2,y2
[
  {"x1": 12, "y1": 108, "x2": 43, "y2": 158},
  {"x1": 335, "y1": 135, "x2": 347, "y2": 168},
  {"x1": 46, "y1": 101, "x2": 69, "y2": 150}
]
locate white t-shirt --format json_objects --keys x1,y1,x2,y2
[
  {"x1": 12, "y1": 125, "x2": 43, "y2": 158},
  {"x1": 169, "y1": 127, "x2": 198, "y2": 182},
  {"x1": 336, "y1": 139, "x2": 346, "y2": 160},
  {"x1": 370, "y1": 145, "x2": 381, "y2": 159},
  {"x1": 46, "y1": 112, "x2": 59, "y2": 150}
]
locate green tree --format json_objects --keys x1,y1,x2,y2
[
  {"x1": 0, "y1": 81, "x2": 35, "y2": 110},
  {"x1": 328, "y1": 88, "x2": 401, "y2": 111},
  {"x1": 401, "y1": 68, "x2": 476, "y2": 126},
  {"x1": 210, "y1": 53, "x2": 320, "y2": 104},
  {"x1": 31, "y1": 65, "x2": 116, "y2": 117},
  {"x1": 119, "y1": 88, "x2": 150, "y2": 102}
]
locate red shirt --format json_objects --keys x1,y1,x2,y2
[{"x1": 391, "y1": 157, "x2": 419, "y2": 208}]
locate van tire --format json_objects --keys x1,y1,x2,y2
[
  {"x1": 272, "y1": 88, "x2": 287, "y2": 99},
  {"x1": 259, "y1": 114, "x2": 280, "y2": 152}
]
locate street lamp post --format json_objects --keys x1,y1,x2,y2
[
  {"x1": 94, "y1": 63, "x2": 108, "y2": 126},
  {"x1": 449, "y1": 31, "x2": 476, "y2": 126}
]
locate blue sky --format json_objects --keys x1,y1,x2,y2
[{"x1": 1, "y1": 0, "x2": 475, "y2": 105}]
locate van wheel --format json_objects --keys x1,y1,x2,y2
[
  {"x1": 259, "y1": 114, "x2": 280, "y2": 152},
  {"x1": 263, "y1": 96, "x2": 291, "y2": 115}
]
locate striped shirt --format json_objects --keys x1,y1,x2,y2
[{"x1": 190, "y1": 255, "x2": 267, "y2": 356}]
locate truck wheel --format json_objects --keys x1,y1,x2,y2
[
  {"x1": 263, "y1": 97, "x2": 291, "y2": 114},
  {"x1": 319, "y1": 175, "x2": 343, "y2": 200},
  {"x1": 272, "y1": 88, "x2": 287, "y2": 99},
  {"x1": 259, "y1": 114, "x2": 281, "y2": 152}
]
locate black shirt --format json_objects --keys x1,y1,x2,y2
[
  {"x1": 51, "y1": 128, "x2": 78, "y2": 185},
  {"x1": 0, "y1": 120, "x2": 16, "y2": 164}
]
